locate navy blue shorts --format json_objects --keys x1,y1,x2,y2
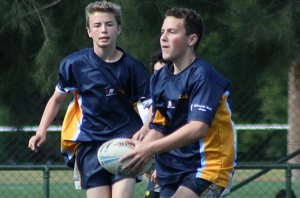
[
  {"x1": 76, "y1": 142, "x2": 135, "y2": 190},
  {"x1": 145, "y1": 179, "x2": 160, "y2": 198},
  {"x1": 160, "y1": 173, "x2": 224, "y2": 197}
]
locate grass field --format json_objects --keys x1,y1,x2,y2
[
  {"x1": 0, "y1": 170, "x2": 147, "y2": 198},
  {"x1": 0, "y1": 169, "x2": 299, "y2": 198}
]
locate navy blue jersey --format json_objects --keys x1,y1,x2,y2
[
  {"x1": 149, "y1": 57, "x2": 236, "y2": 188},
  {"x1": 57, "y1": 48, "x2": 150, "y2": 165}
]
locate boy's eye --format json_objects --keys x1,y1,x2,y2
[
  {"x1": 93, "y1": 23, "x2": 101, "y2": 27},
  {"x1": 161, "y1": 29, "x2": 177, "y2": 34},
  {"x1": 169, "y1": 29, "x2": 177, "y2": 34}
]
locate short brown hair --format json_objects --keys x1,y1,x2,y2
[
  {"x1": 165, "y1": 8, "x2": 204, "y2": 49},
  {"x1": 85, "y1": 1, "x2": 122, "y2": 28}
]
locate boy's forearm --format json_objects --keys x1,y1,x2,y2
[
  {"x1": 149, "y1": 121, "x2": 208, "y2": 155},
  {"x1": 37, "y1": 92, "x2": 66, "y2": 136}
]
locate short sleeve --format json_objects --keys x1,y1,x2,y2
[
  {"x1": 57, "y1": 58, "x2": 77, "y2": 93},
  {"x1": 149, "y1": 73, "x2": 169, "y2": 133},
  {"x1": 188, "y1": 79, "x2": 224, "y2": 126}
]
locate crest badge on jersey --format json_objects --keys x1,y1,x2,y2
[
  {"x1": 167, "y1": 100, "x2": 176, "y2": 109},
  {"x1": 105, "y1": 88, "x2": 117, "y2": 96}
]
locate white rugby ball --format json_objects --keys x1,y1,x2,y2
[{"x1": 97, "y1": 138, "x2": 153, "y2": 176}]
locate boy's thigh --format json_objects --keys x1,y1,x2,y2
[
  {"x1": 181, "y1": 175, "x2": 224, "y2": 198},
  {"x1": 112, "y1": 177, "x2": 136, "y2": 198},
  {"x1": 76, "y1": 142, "x2": 134, "y2": 189},
  {"x1": 160, "y1": 173, "x2": 224, "y2": 198}
]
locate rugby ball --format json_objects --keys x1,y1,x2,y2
[{"x1": 97, "y1": 138, "x2": 153, "y2": 176}]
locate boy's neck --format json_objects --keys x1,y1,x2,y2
[
  {"x1": 94, "y1": 45, "x2": 123, "y2": 63},
  {"x1": 173, "y1": 52, "x2": 196, "y2": 74}
]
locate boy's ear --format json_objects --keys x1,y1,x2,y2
[
  {"x1": 87, "y1": 27, "x2": 92, "y2": 38},
  {"x1": 188, "y1": 34, "x2": 198, "y2": 47}
]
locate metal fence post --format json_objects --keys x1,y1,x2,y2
[
  {"x1": 43, "y1": 166, "x2": 50, "y2": 198},
  {"x1": 285, "y1": 165, "x2": 292, "y2": 198}
]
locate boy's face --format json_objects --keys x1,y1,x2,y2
[
  {"x1": 87, "y1": 12, "x2": 120, "y2": 49},
  {"x1": 160, "y1": 16, "x2": 189, "y2": 61}
]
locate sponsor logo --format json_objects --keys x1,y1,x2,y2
[
  {"x1": 167, "y1": 100, "x2": 176, "y2": 109},
  {"x1": 190, "y1": 104, "x2": 213, "y2": 112},
  {"x1": 105, "y1": 88, "x2": 117, "y2": 96},
  {"x1": 105, "y1": 87, "x2": 125, "y2": 96}
]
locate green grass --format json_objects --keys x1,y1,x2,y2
[
  {"x1": 0, "y1": 169, "x2": 300, "y2": 198},
  {"x1": 0, "y1": 182, "x2": 147, "y2": 198},
  {"x1": 0, "y1": 180, "x2": 299, "y2": 198},
  {"x1": 226, "y1": 181, "x2": 300, "y2": 197}
]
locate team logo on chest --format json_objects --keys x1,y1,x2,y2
[
  {"x1": 105, "y1": 88, "x2": 117, "y2": 96},
  {"x1": 105, "y1": 87, "x2": 125, "y2": 96},
  {"x1": 167, "y1": 100, "x2": 176, "y2": 109}
]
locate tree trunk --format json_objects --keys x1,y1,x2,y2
[{"x1": 288, "y1": 55, "x2": 300, "y2": 179}]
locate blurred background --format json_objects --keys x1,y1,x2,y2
[{"x1": 0, "y1": 0, "x2": 300, "y2": 197}]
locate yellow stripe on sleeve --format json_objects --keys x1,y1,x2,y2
[{"x1": 153, "y1": 109, "x2": 168, "y2": 126}]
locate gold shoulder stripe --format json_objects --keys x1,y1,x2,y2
[
  {"x1": 179, "y1": 93, "x2": 188, "y2": 99},
  {"x1": 153, "y1": 109, "x2": 168, "y2": 126}
]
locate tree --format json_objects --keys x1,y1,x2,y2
[
  {"x1": 0, "y1": 0, "x2": 92, "y2": 125},
  {"x1": 214, "y1": 0, "x2": 300, "y2": 173},
  {"x1": 1, "y1": 0, "x2": 299, "y2": 167},
  {"x1": 0, "y1": 0, "x2": 227, "y2": 126},
  {"x1": 0, "y1": 0, "x2": 62, "y2": 126}
]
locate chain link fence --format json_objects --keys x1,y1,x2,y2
[
  {"x1": 0, "y1": 127, "x2": 299, "y2": 198},
  {"x1": 0, "y1": 79, "x2": 299, "y2": 198}
]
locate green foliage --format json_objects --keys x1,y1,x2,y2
[
  {"x1": 0, "y1": 1, "x2": 300, "y2": 174},
  {"x1": 0, "y1": 0, "x2": 300, "y2": 166},
  {"x1": 257, "y1": 70, "x2": 288, "y2": 123},
  {"x1": 0, "y1": 131, "x2": 62, "y2": 164},
  {"x1": 0, "y1": 1, "x2": 56, "y2": 126},
  {"x1": 237, "y1": 130, "x2": 287, "y2": 162},
  {"x1": 204, "y1": 0, "x2": 300, "y2": 123},
  {"x1": 33, "y1": 40, "x2": 60, "y2": 95}
]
